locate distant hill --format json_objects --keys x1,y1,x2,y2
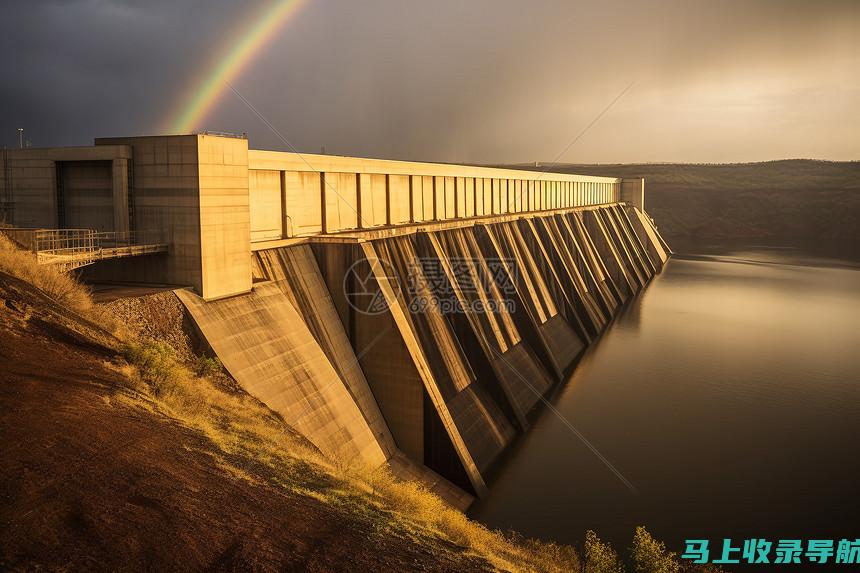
[{"x1": 499, "y1": 160, "x2": 860, "y2": 246}]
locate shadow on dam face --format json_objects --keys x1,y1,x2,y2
[{"x1": 177, "y1": 204, "x2": 669, "y2": 508}]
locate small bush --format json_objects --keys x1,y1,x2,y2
[
  {"x1": 125, "y1": 343, "x2": 183, "y2": 389},
  {"x1": 123, "y1": 342, "x2": 209, "y2": 418},
  {"x1": 585, "y1": 530, "x2": 625, "y2": 573},
  {"x1": 194, "y1": 355, "x2": 222, "y2": 378},
  {"x1": 632, "y1": 526, "x2": 680, "y2": 573}
]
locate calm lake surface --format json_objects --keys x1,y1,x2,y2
[{"x1": 471, "y1": 244, "x2": 860, "y2": 566}]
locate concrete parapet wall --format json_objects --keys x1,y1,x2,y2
[
  {"x1": 247, "y1": 149, "x2": 622, "y2": 241},
  {"x1": 621, "y1": 177, "x2": 645, "y2": 211}
]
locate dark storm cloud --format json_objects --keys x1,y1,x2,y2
[
  {"x1": 2, "y1": 0, "x2": 858, "y2": 161},
  {"x1": 0, "y1": 0, "x2": 244, "y2": 145}
]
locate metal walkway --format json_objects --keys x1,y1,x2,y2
[{"x1": 3, "y1": 228, "x2": 167, "y2": 271}]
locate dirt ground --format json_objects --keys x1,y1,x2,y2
[{"x1": 0, "y1": 272, "x2": 489, "y2": 572}]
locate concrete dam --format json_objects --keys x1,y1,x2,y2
[{"x1": 1, "y1": 133, "x2": 669, "y2": 508}]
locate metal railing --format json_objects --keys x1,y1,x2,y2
[
  {"x1": 89, "y1": 230, "x2": 165, "y2": 249},
  {"x1": 2, "y1": 227, "x2": 168, "y2": 271},
  {"x1": 33, "y1": 229, "x2": 97, "y2": 264}
]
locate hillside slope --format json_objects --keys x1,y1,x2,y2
[{"x1": 0, "y1": 270, "x2": 490, "y2": 572}]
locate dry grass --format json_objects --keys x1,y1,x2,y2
[
  {"x1": 115, "y1": 341, "x2": 721, "y2": 572},
  {"x1": 0, "y1": 233, "x2": 92, "y2": 312},
  {"x1": 118, "y1": 340, "x2": 583, "y2": 571},
  {"x1": 120, "y1": 340, "x2": 328, "y2": 474},
  {"x1": 363, "y1": 476, "x2": 581, "y2": 572},
  {"x1": 0, "y1": 233, "x2": 122, "y2": 335}
]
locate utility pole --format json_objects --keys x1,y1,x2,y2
[{"x1": 17, "y1": 128, "x2": 23, "y2": 149}]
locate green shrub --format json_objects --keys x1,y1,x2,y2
[
  {"x1": 123, "y1": 341, "x2": 208, "y2": 417},
  {"x1": 194, "y1": 355, "x2": 222, "y2": 378},
  {"x1": 125, "y1": 342, "x2": 180, "y2": 388}
]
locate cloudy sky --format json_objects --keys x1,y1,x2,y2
[{"x1": 2, "y1": 0, "x2": 858, "y2": 163}]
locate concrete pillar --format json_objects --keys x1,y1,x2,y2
[
  {"x1": 620, "y1": 177, "x2": 645, "y2": 212},
  {"x1": 51, "y1": 160, "x2": 60, "y2": 228},
  {"x1": 111, "y1": 158, "x2": 130, "y2": 235},
  {"x1": 197, "y1": 134, "x2": 252, "y2": 300},
  {"x1": 280, "y1": 170, "x2": 289, "y2": 238}
]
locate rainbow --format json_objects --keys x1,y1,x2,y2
[{"x1": 167, "y1": 0, "x2": 306, "y2": 134}]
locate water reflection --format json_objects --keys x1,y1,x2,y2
[{"x1": 471, "y1": 245, "x2": 860, "y2": 571}]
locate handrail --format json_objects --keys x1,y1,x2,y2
[{"x1": 1, "y1": 227, "x2": 168, "y2": 270}]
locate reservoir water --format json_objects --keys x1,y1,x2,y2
[{"x1": 471, "y1": 244, "x2": 860, "y2": 567}]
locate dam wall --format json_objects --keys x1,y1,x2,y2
[
  {"x1": 179, "y1": 203, "x2": 669, "y2": 506},
  {"x1": 3, "y1": 134, "x2": 670, "y2": 506}
]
